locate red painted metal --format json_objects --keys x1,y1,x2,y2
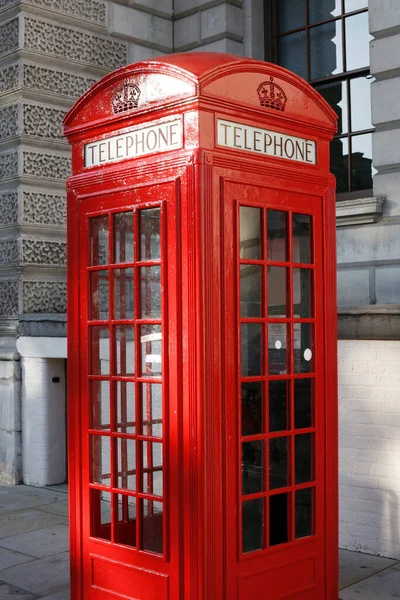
[{"x1": 64, "y1": 52, "x2": 338, "y2": 600}]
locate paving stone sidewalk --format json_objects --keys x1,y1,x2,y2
[{"x1": 1, "y1": 484, "x2": 400, "y2": 599}]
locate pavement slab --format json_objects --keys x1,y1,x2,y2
[
  {"x1": 0, "y1": 551, "x2": 70, "y2": 597},
  {"x1": 340, "y1": 562, "x2": 400, "y2": 599},
  {"x1": 36, "y1": 499, "x2": 69, "y2": 518},
  {"x1": 38, "y1": 589, "x2": 70, "y2": 600},
  {"x1": 339, "y1": 548, "x2": 398, "y2": 589},
  {"x1": 0, "y1": 581, "x2": 35, "y2": 599},
  {"x1": 0, "y1": 524, "x2": 69, "y2": 559},
  {"x1": 0, "y1": 509, "x2": 67, "y2": 540},
  {"x1": 0, "y1": 547, "x2": 34, "y2": 571},
  {"x1": 0, "y1": 488, "x2": 65, "y2": 514}
]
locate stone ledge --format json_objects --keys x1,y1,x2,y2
[
  {"x1": 336, "y1": 197, "x2": 385, "y2": 227},
  {"x1": 338, "y1": 305, "x2": 400, "y2": 340}
]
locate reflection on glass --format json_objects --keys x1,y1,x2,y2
[
  {"x1": 116, "y1": 381, "x2": 135, "y2": 434},
  {"x1": 142, "y1": 383, "x2": 162, "y2": 438},
  {"x1": 114, "y1": 212, "x2": 133, "y2": 264},
  {"x1": 296, "y1": 488, "x2": 313, "y2": 539},
  {"x1": 270, "y1": 437, "x2": 289, "y2": 490},
  {"x1": 331, "y1": 137, "x2": 349, "y2": 193},
  {"x1": 115, "y1": 494, "x2": 136, "y2": 546},
  {"x1": 295, "y1": 323, "x2": 314, "y2": 373},
  {"x1": 310, "y1": 20, "x2": 343, "y2": 79},
  {"x1": 91, "y1": 489, "x2": 111, "y2": 540},
  {"x1": 140, "y1": 266, "x2": 161, "y2": 319},
  {"x1": 295, "y1": 433, "x2": 314, "y2": 484},
  {"x1": 89, "y1": 326, "x2": 110, "y2": 375},
  {"x1": 142, "y1": 442, "x2": 163, "y2": 497},
  {"x1": 278, "y1": 31, "x2": 307, "y2": 80},
  {"x1": 293, "y1": 269, "x2": 313, "y2": 318},
  {"x1": 90, "y1": 380, "x2": 110, "y2": 431},
  {"x1": 240, "y1": 207, "x2": 261, "y2": 259},
  {"x1": 141, "y1": 325, "x2": 162, "y2": 377},
  {"x1": 345, "y1": 13, "x2": 371, "y2": 72},
  {"x1": 295, "y1": 378, "x2": 313, "y2": 429},
  {"x1": 140, "y1": 208, "x2": 161, "y2": 261},
  {"x1": 242, "y1": 382, "x2": 262, "y2": 436},
  {"x1": 90, "y1": 215, "x2": 108, "y2": 266},
  {"x1": 241, "y1": 323, "x2": 262, "y2": 376},
  {"x1": 309, "y1": 0, "x2": 341, "y2": 22},
  {"x1": 315, "y1": 81, "x2": 348, "y2": 135},
  {"x1": 268, "y1": 323, "x2": 288, "y2": 375},
  {"x1": 267, "y1": 210, "x2": 287, "y2": 262},
  {"x1": 240, "y1": 265, "x2": 261, "y2": 317},
  {"x1": 117, "y1": 437, "x2": 136, "y2": 490},
  {"x1": 242, "y1": 441, "x2": 264, "y2": 495},
  {"x1": 242, "y1": 499, "x2": 263, "y2": 553},
  {"x1": 293, "y1": 214, "x2": 312, "y2": 264},
  {"x1": 345, "y1": 0, "x2": 367, "y2": 10},
  {"x1": 90, "y1": 435, "x2": 110, "y2": 486},
  {"x1": 90, "y1": 270, "x2": 109, "y2": 320},
  {"x1": 270, "y1": 493, "x2": 289, "y2": 546},
  {"x1": 268, "y1": 267, "x2": 288, "y2": 317},
  {"x1": 277, "y1": 0, "x2": 305, "y2": 33},
  {"x1": 114, "y1": 326, "x2": 134, "y2": 376},
  {"x1": 350, "y1": 77, "x2": 373, "y2": 132},
  {"x1": 114, "y1": 269, "x2": 134, "y2": 320},
  {"x1": 142, "y1": 499, "x2": 163, "y2": 554},
  {"x1": 269, "y1": 380, "x2": 289, "y2": 432},
  {"x1": 351, "y1": 133, "x2": 374, "y2": 191}
]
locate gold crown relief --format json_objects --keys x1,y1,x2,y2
[
  {"x1": 112, "y1": 80, "x2": 141, "y2": 114},
  {"x1": 257, "y1": 77, "x2": 287, "y2": 112}
]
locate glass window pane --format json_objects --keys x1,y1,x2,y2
[
  {"x1": 296, "y1": 488, "x2": 314, "y2": 539},
  {"x1": 240, "y1": 207, "x2": 261, "y2": 259},
  {"x1": 240, "y1": 265, "x2": 262, "y2": 317},
  {"x1": 114, "y1": 326, "x2": 134, "y2": 376},
  {"x1": 295, "y1": 378, "x2": 314, "y2": 429},
  {"x1": 115, "y1": 494, "x2": 136, "y2": 547},
  {"x1": 293, "y1": 269, "x2": 313, "y2": 318},
  {"x1": 242, "y1": 498, "x2": 263, "y2": 553},
  {"x1": 345, "y1": 0, "x2": 367, "y2": 10},
  {"x1": 345, "y1": 13, "x2": 371, "y2": 72},
  {"x1": 90, "y1": 381, "x2": 110, "y2": 431},
  {"x1": 267, "y1": 210, "x2": 287, "y2": 262},
  {"x1": 268, "y1": 323, "x2": 288, "y2": 375},
  {"x1": 315, "y1": 81, "x2": 348, "y2": 135},
  {"x1": 140, "y1": 266, "x2": 161, "y2": 319},
  {"x1": 142, "y1": 499, "x2": 163, "y2": 554},
  {"x1": 242, "y1": 440, "x2": 264, "y2": 495},
  {"x1": 142, "y1": 441, "x2": 163, "y2": 497},
  {"x1": 114, "y1": 212, "x2": 133, "y2": 264},
  {"x1": 295, "y1": 433, "x2": 314, "y2": 484},
  {"x1": 269, "y1": 437, "x2": 289, "y2": 490},
  {"x1": 351, "y1": 133, "x2": 374, "y2": 192},
  {"x1": 269, "y1": 380, "x2": 289, "y2": 432},
  {"x1": 140, "y1": 325, "x2": 162, "y2": 377},
  {"x1": 309, "y1": 0, "x2": 341, "y2": 23},
  {"x1": 140, "y1": 208, "x2": 161, "y2": 261},
  {"x1": 90, "y1": 215, "x2": 108, "y2": 266},
  {"x1": 90, "y1": 435, "x2": 111, "y2": 486},
  {"x1": 142, "y1": 383, "x2": 162, "y2": 438},
  {"x1": 242, "y1": 382, "x2": 263, "y2": 436},
  {"x1": 89, "y1": 326, "x2": 110, "y2": 375},
  {"x1": 116, "y1": 381, "x2": 135, "y2": 434},
  {"x1": 269, "y1": 493, "x2": 289, "y2": 546},
  {"x1": 114, "y1": 269, "x2": 134, "y2": 320},
  {"x1": 241, "y1": 323, "x2": 262, "y2": 376},
  {"x1": 278, "y1": 31, "x2": 307, "y2": 80},
  {"x1": 331, "y1": 137, "x2": 349, "y2": 193},
  {"x1": 293, "y1": 214, "x2": 312, "y2": 264},
  {"x1": 277, "y1": 0, "x2": 305, "y2": 33},
  {"x1": 91, "y1": 489, "x2": 111, "y2": 541},
  {"x1": 310, "y1": 21, "x2": 343, "y2": 80},
  {"x1": 350, "y1": 76, "x2": 373, "y2": 132},
  {"x1": 117, "y1": 438, "x2": 136, "y2": 491},
  {"x1": 90, "y1": 270, "x2": 109, "y2": 321},
  {"x1": 268, "y1": 267, "x2": 288, "y2": 317},
  {"x1": 294, "y1": 323, "x2": 314, "y2": 374}
]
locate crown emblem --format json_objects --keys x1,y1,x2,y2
[
  {"x1": 257, "y1": 77, "x2": 287, "y2": 112},
  {"x1": 112, "y1": 80, "x2": 141, "y2": 114}
]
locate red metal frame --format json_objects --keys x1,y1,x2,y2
[{"x1": 64, "y1": 53, "x2": 338, "y2": 600}]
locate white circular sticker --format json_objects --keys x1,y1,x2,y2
[
  {"x1": 275, "y1": 340, "x2": 282, "y2": 350},
  {"x1": 304, "y1": 348, "x2": 312, "y2": 362}
]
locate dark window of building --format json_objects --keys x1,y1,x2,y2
[{"x1": 267, "y1": 0, "x2": 374, "y2": 196}]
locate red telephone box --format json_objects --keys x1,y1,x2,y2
[{"x1": 64, "y1": 52, "x2": 338, "y2": 600}]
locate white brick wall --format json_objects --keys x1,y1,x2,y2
[{"x1": 339, "y1": 339, "x2": 400, "y2": 559}]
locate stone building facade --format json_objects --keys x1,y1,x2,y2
[{"x1": 0, "y1": 0, "x2": 399, "y2": 559}]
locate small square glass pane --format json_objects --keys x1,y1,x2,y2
[
  {"x1": 268, "y1": 267, "x2": 288, "y2": 317},
  {"x1": 242, "y1": 499, "x2": 263, "y2": 553},
  {"x1": 142, "y1": 442, "x2": 163, "y2": 497},
  {"x1": 89, "y1": 326, "x2": 110, "y2": 375},
  {"x1": 269, "y1": 437, "x2": 289, "y2": 490},
  {"x1": 293, "y1": 214, "x2": 312, "y2": 264},
  {"x1": 294, "y1": 323, "x2": 314, "y2": 374},
  {"x1": 240, "y1": 207, "x2": 261, "y2": 259},
  {"x1": 140, "y1": 266, "x2": 161, "y2": 319},
  {"x1": 295, "y1": 433, "x2": 314, "y2": 484},
  {"x1": 331, "y1": 137, "x2": 349, "y2": 193},
  {"x1": 293, "y1": 269, "x2": 313, "y2": 318},
  {"x1": 90, "y1": 215, "x2": 108, "y2": 266},
  {"x1": 90, "y1": 271, "x2": 109, "y2": 320},
  {"x1": 269, "y1": 380, "x2": 289, "y2": 432},
  {"x1": 114, "y1": 326, "x2": 134, "y2": 376},
  {"x1": 295, "y1": 378, "x2": 314, "y2": 429},
  {"x1": 296, "y1": 488, "x2": 314, "y2": 539},
  {"x1": 310, "y1": 20, "x2": 343, "y2": 80},
  {"x1": 115, "y1": 494, "x2": 136, "y2": 547},
  {"x1": 241, "y1": 323, "x2": 262, "y2": 377},
  {"x1": 242, "y1": 440, "x2": 264, "y2": 495},
  {"x1": 242, "y1": 382, "x2": 263, "y2": 436},
  {"x1": 90, "y1": 380, "x2": 110, "y2": 431},
  {"x1": 269, "y1": 493, "x2": 289, "y2": 546},
  {"x1": 140, "y1": 325, "x2": 162, "y2": 377},
  {"x1": 116, "y1": 381, "x2": 135, "y2": 434},
  {"x1": 90, "y1": 489, "x2": 111, "y2": 541},
  {"x1": 90, "y1": 435, "x2": 111, "y2": 486},
  {"x1": 114, "y1": 269, "x2": 134, "y2": 320},
  {"x1": 140, "y1": 208, "x2": 161, "y2": 261},
  {"x1": 267, "y1": 210, "x2": 287, "y2": 262},
  {"x1": 315, "y1": 81, "x2": 348, "y2": 135},
  {"x1": 345, "y1": 13, "x2": 371, "y2": 72},
  {"x1": 142, "y1": 500, "x2": 163, "y2": 554},
  {"x1": 345, "y1": 0, "x2": 367, "y2": 10},
  {"x1": 113, "y1": 212, "x2": 133, "y2": 264},
  {"x1": 268, "y1": 323, "x2": 288, "y2": 375},
  {"x1": 142, "y1": 383, "x2": 162, "y2": 438},
  {"x1": 309, "y1": 0, "x2": 341, "y2": 22},
  {"x1": 277, "y1": 0, "x2": 305, "y2": 34},
  {"x1": 278, "y1": 31, "x2": 307, "y2": 80},
  {"x1": 117, "y1": 437, "x2": 136, "y2": 491},
  {"x1": 240, "y1": 265, "x2": 261, "y2": 317},
  {"x1": 350, "y1": 76, "x2": 373, "y2": 133},
  {"x1": 351, "y1": 133, "x2": 374, "y2": 192}
]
